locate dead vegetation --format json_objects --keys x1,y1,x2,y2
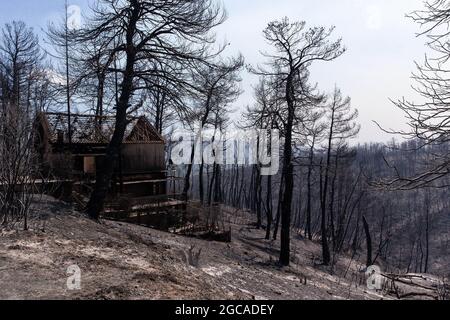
[
  {"x1": 177, "y1": 202, "x2": 232, "y2": 243},
  {"x1": 382, "y1": 274, "x2": 449, "y2": 300},
  {"x1": 1, "y1": 196, "x2": 447, "y2": 300}
]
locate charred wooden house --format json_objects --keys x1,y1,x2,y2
[{"x1": 34, "y1": 112, "x2": 184, "y2": 225}]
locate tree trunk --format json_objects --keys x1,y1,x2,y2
[
  {"x1": 87, "y1": 5, "x2": 139, "y2": 220},
  {"x1": 207, "y1": 162, "x2": 217, "y2": 206},
  {"x1": 199, "y1": 157, "x2": 205, "y2": 204},
  {"x1": 256, "y1": 165, "x2": 262, "y2": 229},
  {"x1": 320, "y1": 159, "x2": 331, "y2": 265},
  {"x1": 306, "y1": 144, "x2": 314, "y2": 240},
  {"x1": 182, "y1": 142, "x2": 196, "y2": 200},
  {"x1": 329, "y1": 153, "x2": 339, "y2": 250},
  {"x1": 265, "y1": 174, "x2": 273, "y2": 240},
  {"x1": 213, "y1": 163, "x2": 221, "y2": 203},
  {"x1": 424, "y1": 194, "x2": 430, "y2": 273},
  {"x1": 362, "y1": 215, "x2": 373, "y2": 268},
  {"x1": 65, "y1": 1, "x2": 72, "y2": 146},
  {"x1": 321, "y1": 105, "x2": 336, "y2": 265},
  {"x1": 280, "y1": 74, "x2": 295, "y2": 266},
  {"x1": 273, "y1": 174, "x2": 284, "y2": 241}
]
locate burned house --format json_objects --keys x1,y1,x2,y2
[
  {"x1": 34, "y1": 112, "x2": 185, "y2": 225},
  {"x1": 31, "y1": 112, "x2": 230, "y2": 239},
  {"x1": 34, "y1": 111, "x2": 165, "y2": 192}
]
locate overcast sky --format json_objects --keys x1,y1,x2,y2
[{"x1": 0, "y1": 0, "x2": 429, "y2": 143}]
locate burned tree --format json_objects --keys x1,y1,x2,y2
[
  {"x1": 45, "y1": 1, "x2": 77, "y2": 143},
  {"x1": 68, "y1": 0, "x2": 227, "y2": 220},
  {"x1": 0, "y1": 21, "x2": 43, "y2": 110},
  {"x1": 252, "y1": 18, "x2": 345, "y2": 266},
  {"x1": 182, "y1": 56, "x2": 244, "y2": 202},
  {"x1": 0, "y1": 21, "x2": 44, "y2": 229},
  {"x1": 320, "y1": 88, "x2": 360, "y2": 265},
  {"x1": 301, "y1": 110, "x2": 327, "y2": 241},
  {"x1": 144, "y1": 74, "x2": 178, "y2": 135},
  {"x1": 378, "y1": 0, "x2": 450, "y2": 189},
  {"x1": 244, "y1": 78, "x2": 276, "y2": 233}
]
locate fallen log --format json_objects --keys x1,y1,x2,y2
[{"x1": 381, "y1": 273, "x2": 449, "y2": 300}]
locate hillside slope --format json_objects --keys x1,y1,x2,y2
[{"x1": 0, "y1": 196, "x2": 439, "y2": 300}]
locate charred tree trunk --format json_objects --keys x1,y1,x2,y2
[
  {"x1": 363, "y1": 215, "x2": 373, "y2": 268},
  {"x1": 273, "y1": 170, "x2": 284, "y2": 240},
  {"x1": 265, "y1": 174, "x2": 273, "y2": 240},
  {"x1": 256, "y1": 166, "x2": 262, "y2": 229},
  {"x1": 238, "y1": 165, "x2": 245, "y2": 209},
  {"x1": 424, "y1": 193, "x2": 430, "y2": 273},
  {"x1": 329, "y1": 153, "x2": 339, "y2": 250},
  {"x1": 199, "y1": 157, "x2": 205, "y2": 204},
  {"x1": 207, "y1": 161, "x2": 217, "y2": 206},
  {"x1": 321, "y1": 105, "x2": 336, "y2": 265},
  {"x1": 213, "y1": 163, "x2": 222, "y2": 203},
  {"x1": 154, "y1": 89, "x2": 166, "y2": 134},
  {"x1": 306, "y1": 144, "x2": 314, "y2": 241},
  {"x1": 320, "y1": 158, "x2": 331, "y2": 265},
  {"x1": 280, "y1": 74, "x2": 295, "y2": 266},
  {"x1": 182, "y1": 142, "x2": 196, "y2": 201},
  {"x1": 65, "y1": 1, "x2": 72, "y2": 145},
  {"x1": 87, "y1": 5, "x2": 140, "y2": 220},
  {"x1": 255, "y1": 135, "x2": 262, "y2": 229},
  {"x1": 95, "y1": 71, "x2": 106, "y2": 128}
]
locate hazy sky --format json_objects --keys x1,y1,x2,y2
[{"x1": 0, "y1": 0, "x2": 429, "y2": 142}]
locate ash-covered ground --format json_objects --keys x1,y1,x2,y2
[{"x1": 0, "y1": 196, "x2": 442, "y2": 300}]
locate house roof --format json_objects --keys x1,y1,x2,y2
[{"x1": 37, "y1": 112, "x2": 164, "y2": 145}]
